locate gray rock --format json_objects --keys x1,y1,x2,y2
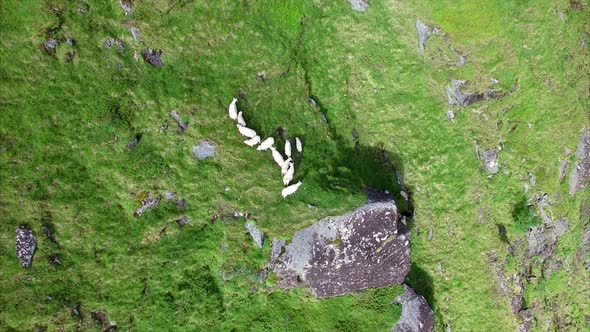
[
  {"x1": 527, "y1": 220, "x2": 568, "y2": 258},
  {"x1": 118, "y1": 0, "x2": 133, "y2": 15},
  {"x1": 165, "y1": 192, "x2": 177, "y2": 200},
  {"x1": 130, "y1": 27, "x2": 139, "y2": 41},
  {"x1": 103, "y1": 37, "x2": 125, "y2": 53},
  {"x1": 558, "y1": 159, "x2": 570, "y2": 182},
  {"x1": 16, "y1": 226, "x2": 36, "y2": 268},
  {"x1": 518, "y1": 309, "x2": 534, "y2": 332},
  {"x1": 457, "y1": 54, "x2": 467, "y2": 67},
  {"x1": 127, "y1": 138, "x2": 138, "y2": 149},
  {"x1": 348, "y1": 0, "x2": 369, "y2": 12},
  {"x1": 192, "y1": 140, "x2": 216, "y2": 160},
  {"x1": 446, "y1": 79, "x2": 484, "y2": 107},
  {"x1": 176, "y1": 215, "x2": 189, "y2": 226},
  {"x1": 170, "y1": 109, "x2": 188, "y2": 132},
  {"x1": 245, "y1": 222, "x2": 264, "y2": 248},
  {"x1": 392, "y1": 285, "x2": 435, "y2": 332},
  {"x1": 446, "y1": 110, "x2": 455, "y2": 122},
  {"x1": 44, "y1": 38, "x2": 59, "y2": 54},
  {"x1": 142, "y1": 48, "x2": 163, "y2": 67},
  {"x1": 271, "y1": 238, "x2": 286, "y2": 263},
  {"x1": 416, "y1": 19, "x2": 430, "y2": 55},
  {"x1": 569, "y1": 128, "x2": 590, "y2": 195},
  {"x1": 479, "y1": 149, "x2": 499, "y2": 174},
  {"x1": 134, "y1": 193, "x2": 161, "y2": 217},
  {"x1": 272, "y1": 201, "x2": 411, "y2": 298},
  {"x1": 427, "y1": 227, "x2": 434, "y2": 241}
]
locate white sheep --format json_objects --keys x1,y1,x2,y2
[
  {"x1": 295, "y1": 137, "x2": 303, "y2": 153},
  {"x1": 285, "y1": 140, "x2": 292, "y2": 157},
  {"x1": 237, "y1": 124, "x2": 257, "y2": 138},
  {"x1": 283, "y1": 162, "x2": 294, "y2": 186},
  {"x1": 228, "y1": 98, "x2": 238, "y2": 121},
  {"x1": 257, "y1": 137, "x2": 274, "y2": 151},
  {"x1": 237, "y1": 111, "x2": 246, "y2": 126},
  {"x1": 281, "y1": 157, "x2": 292, "y2": 176},
  {"x1": 244, "y1": 135, "x2": 260, "y2": 147},
  {"x1": 270, "y1": 147, "x2": 285, "y2": 167},
  {"x1": 282, "y1": 181, "x2": 302, "y2": 198}
]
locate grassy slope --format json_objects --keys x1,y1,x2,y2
[{"x1": 0, "y1": 0, "x2": 588, "y2": 331}]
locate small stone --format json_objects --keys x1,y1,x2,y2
[
  {"x1": 490, "y1": 77, "x2": 500, "y2": 84},
  {"x1": 427, "y1": 227, "x2": 434, "y2": 241},
  {"x1": 118, "y1": 0, "x2": 133, "y2": 15},
  {"x1": 479, "y1": 149, "x2": 499, "y2": 174},
  {"x1": 175, "y1": 199, "x2": 186, "y2": 210},
  {"x1": 245, "y1": 222, "x2": 264, "y2": 248},
  {"x1": 48, "y1": 253, "x2": 61, "y2": 266},
  {"x1": 134, "y1": 193, "x2": 160, "y2": 217},
  {"x1": 165, "y1": 192, "x2": 177, "y2": 200},
  {"x1": 192, "y1": 140, "x2": 216, "y2": 160},
  {"x1": 142, "y1": 48, "x2": 163, "y2": 67},
  {"x1": 44, "y1": 38, "x2": 59, "y2": 54},
  {"x1": 176, "y1": 216, "x2": 189, "y2": 226},
  {"x1": 416, "y1": 18, "x2": 431, "y2": 55},
  {"x1": 127, "y1": 138, "x2": 138, "y2": 149},
  {"x1": 447, "y1": 110, "x2": 455, "y2": 122},
  {"x1": 66, "y1": 38, "x2": 74, "y2": 46},
  {"x1": 170, "y1": 109, "x2": 188, "y2": 132},
  {"x1": 348, "y1": 0, "x2": 369, "y2": 12},
  {"x1": 130, "y1": 27, "x2": 139, "y2": 41},
  {"x1": 16, "y1": 226, "x2": 36, "y2": 268},
  {"x1": 224, "y1": 186, "x2": 230, "y2": 192},
  {"x1": 457, "y1": 54, "x2": 467, "y2": 67}
]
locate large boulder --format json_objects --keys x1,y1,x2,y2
[
  {"x1": 272, "y1": 201, "x2": 411, "y2": 298},
  {"x1": 391, "y1": 285, "x2": 434, "y2": 332},
  {"x1": 16, "y1": 226, "x2": 36, "y2": 268}
]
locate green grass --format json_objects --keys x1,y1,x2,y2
[{"x1": 1, "y1": 0, "x2": 589, "y2": 331}]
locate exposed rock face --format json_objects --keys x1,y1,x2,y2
[
  {"x1": 416, "y1": 19, "x2": 430, "y2": 55},
  {"x1": 134, "y1": 193, "x2": 161, "y2": 217},
  {"x1": 192, "y1": 140, "x2": 216, "y2": 160},
  {"x1": 170, "y1": 110, "x2": 188, "y2": 132},
  {"x1": 391, "y1": 285, "x2": 434, "y2": 332},
  {"x1": 479, "y1": 149, "x2": 499, "y2": 174},
  {"x1": 272, "y1": 201, "x2": 411, "y2": 298},
  {"x1": 569, "y1": 128, "x2": 589, "y2": 195},
  {"x1": 527, "y1": 220, "x2": 569, "y2": 258},
  {"x1": 16, "y1": 226, "x2": 36, "y2": 267},
  {"x1": 245, "y1": 222, "x2": 264, "y2": 248},
  {"x1": 142, "y1": 48, "x2": 163, "y2": 67},
  {"x1": 348, "y1": 0, "x2": 369, "y2": 12}
]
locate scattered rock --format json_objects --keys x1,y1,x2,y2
[
  {"x1": 490, "y1": 77, "x2": 500, "y2": 84},
  {"x1": 176, "y1": 215, "x2": 189, "y2": 226},
  {"x1": 479, "y1": 149, "x2": 499, "y2": 174},
  {"x1": 348, "y1": 0, "x2": 369, "y2": 12},
  {"x1": 391, "y1": 285, "x2": 435, "y2": 332},
  {"x1": 43, "y1": 38, "x2": 59, "y2": 54},
  {"x1": 569, "y1": 128, "x2": 589, "y2": 195},
  {"x1": 103, "y1": 38, "x2": 125, "y2": 53},
  {"x1": 446, "y1": 79, "x2": 484, "y2": 107},
  {"x1": 130, "y1": 27, "x2": 139, "y2": 42},
  {"x1": 457, "y1": 54, "x2": 467, "y2": 67},
  {"x1": 446, "y1": 110, "x2": 455, "y2": 123},
  {"x1": 170, "y1": 110, "x2": 188, "y2": 132},
  {"x1": 134, "y1": 193, "x2": 161, "y2": 217},
  {"x1": 192, "y1": 140, "x2": 216, "y2": 160},
  {"x1": 92, "y1": 311, "x2": 108, "y2": 325},
  {"x1": 118, "y1": 0, "x2": 133, "y2": 15},
  {"x1": 16, "y1": 226, "x2": 36, "y2": 267},
  {"x1": 416, "y1": 18, "x2": 431, "y2": 55},
  {"x1": 165, "y1": 192, "x2": 177, "y2": 200},
  {"x1": 71, "y1": 302, "x2": 83, "y2": 318},
  {"x1": 272, "y1": 201, "x2": 411, "y2": 298},
  {"x1": 175, "y1": 198, "x2": 186, "y2": 210},
  {"x1": 142, "y1": 48, "x2": 163, "y2": 67},
  {"x1": 126, "y1": 138, "x2": 138, "y2": 149},
  {"x1": 245, "y1": 222, "x2": 264, "y2": 248},
  {"x1": 558, "y1": 159, "x2": 570, "y2": 182},
  {"x1": 427, "y1": 226, "x2": 434, "y2": 241}
]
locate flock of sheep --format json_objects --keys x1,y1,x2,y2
[{"x1": 228, "y1": 98, "x2": 303, "y2": 198}]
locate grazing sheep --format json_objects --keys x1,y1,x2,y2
[
  {"x1": 237, "y1": 111, "x2": 246, "y2": 126},
  {"x1": 244, "y1": 135, "x2": 260, "y2": 147},
  {"x1": 285, "y1": 140, "x2": 292, "y2": 157},
  {"x1": 228, "y1": 98, "x2": 238, "y2": 121},
  {"x1": 282, "y1": 181, "x2": 302, "y2": 198},
  {"x1": 281, "y1": 157, "x2": 292, "y2": 176},
  {"x1": 283, "y1": 162, "x2": 294, "y2": 186},
  {"x1": 270, "y1": 147, "x2": 285, "y2": 167},
  {"x1": 257, "y1": 137, "x2": 274, "y2": 151},
  {"x1": 295, "y1": 137, "x2": 303, "y2": 153},
  {"x1": 237, "y1": 124, "x2": 257, "y2": 138}
]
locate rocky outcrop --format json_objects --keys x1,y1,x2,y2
[
  {"x1": 348, "y1": 0, "x2": 369, "y2": 12},
  {"x1": 527, "y1": 220, "x2": 569, "y2": 259},
  {"x1": 193, "y1": 140, "x2": 216, "y2": 160},
  {"x1": 391, "y1": 285, "x2": 434, "y2": 332},
  {"x1": 16, "y1": 226, "x2": 36, "y2": 267},
  {"x1": 416, "y1": 19, "x2": 430, "y2": 55},
  {"x1": 569, "y1": 128, "x2": 589, "y2": 195},
  {"x1": 272, "y1": 201, "x2": 411, "y2": 298}
]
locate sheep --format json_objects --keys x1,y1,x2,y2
[
  {"x1": 282, "y1": 162, "x2": 294, "y2": 186},
  {"x1": 285, "y1": 140, "x2": 292, "y2": 157},
  {"x1": 281, "y1": 157, "x2": 292, "y2": 176},
  {"x1": 237, "y1": 124, "x2": 257, "y2": 138},
  {"x1": 282, "y1": 181, "x2": 302, "y2": 198},
  {"x1": 244, "y1": 135, "x2": 260, "y2": 147},
  {"x1": 295, "y1": 137, "x2": 303, "y2": 153},
  {"x1": 237, "y1": 111, "x2": 246, "y2": 126},
  {"x1": 257, "y1": 137, "x2": 274, "y2": 151},
  {"x1": 228, "y1": 98, "x2": 238, "y2": 121},
  {"x1": 270, "y1": 147, "x2": 285, "y2": 167}
]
